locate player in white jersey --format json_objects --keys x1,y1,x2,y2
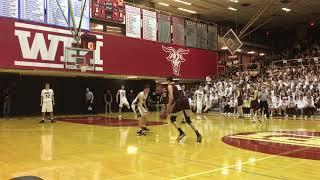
[
  {"x1": 204, "y1": 86, "x2": 213, "y2": 113},
  {"x1": 40, "y1": 83, "x2": 55, "y2": 123},
  {"x1": 116, "y1": 85, "x2": 130, "y2": 118},
  {"x1": 194, "y1": 86, "x2": 205, "y2": 114},
  {"x1": 131, "y1": 85, "x2": 150, "y2": 136}
]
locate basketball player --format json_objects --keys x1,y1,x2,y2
[
  {"x1": 116, "y1": 85, "x2": 130, "y2": 118},
  {"x1": 250, "y1": 87, "x2": 261, "y2": 122},
  {"x1": 194, "y1": 85, "x2": 205, "y2": 114},
  {"x1": 203, "y1": 85, "x2": 213, "y2": 113},
  {"x1": 40, "y1": 83, "x2": 55, "y2": 123},
  {"x1": 159, "y1": 87, "x2": 168, "y2": 113},
  {"x1": 131, "y1": 85, "x2": 150, "y2": 136},
  {"x1": 236, "y1": 86, "x2": 244, "y2": 118},
  {"x1": 165, "y1": 76, "x2": 202, "y2": 142}
]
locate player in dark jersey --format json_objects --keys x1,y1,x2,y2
[
  {"x1": 165, "y1": 76, "x2": 202, "y2": 142},
  {"x1": 236, "y1": 87, "x2": 244, "y2": 118}
]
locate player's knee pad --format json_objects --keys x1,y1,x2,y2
[
  {"x1": 170, "y1": 116, "x2": 177, "y2": 123},
  {"x1": 185, "y1": 116, "x2": 192, "y2": 124}
]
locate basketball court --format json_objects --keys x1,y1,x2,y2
[
  {"x1": 1, "y1": 0, "x2": 320, "y2": 179},
  {"x1": 1, "y1": 113, "x2": 320, "y2": 179}
]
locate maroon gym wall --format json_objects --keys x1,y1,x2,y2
[{"x1": 0, "y1": 17, "x2": 218, "y2": 79}]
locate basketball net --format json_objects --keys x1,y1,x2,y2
[
  {"x1": 55, "y1": 0, "x2": 88, "y2": 47},
  {"x1": 79, "y1": 64, "x2": 88, "y2": 72}
]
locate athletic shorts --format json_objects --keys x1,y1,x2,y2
[
  {"x1": 237, "y1": 97, "x2": 243, "y2": 106},
  {"x1": 250, "y1": 100, "x2": 260, "y2": 111},
  {"x1": 132, "y1": 104, "x2": 148, "y2": 118},
  {"x1": 42, "y1": 102, "x2": 53, "y2": 113},
  {"x1": 172, "y1": 98, "x2": 190, "y2": 113},
  {"x1": 119, "y1": 98, "x2": 129, "y2": 108}
]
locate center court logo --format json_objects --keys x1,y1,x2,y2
[
  {"x1": 162, "y1": 45, "x2": 189, "y2": 76},
  {"x1": 222, "y1": 131, "x2": 320, "y2": 160}
]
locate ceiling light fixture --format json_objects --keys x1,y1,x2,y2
[
  {"x1": 259, "y1": 53, "x2": 265, "y2": 56},
  {"x1": 174, "y1": 0, "x2": 192, "y2": 5},
  {"x1": 230, "y1": 0, "x2": 239, "y2": 3},
  {"x1": 93, "y1": 24, "x2": 103, "y2": 30},
  {"x1": 248, "y1": 51, "x2": 255, "y2": 54},
  {"x1": 177, "y1": 8, "x2": 197, "y2": 14},
  {"x1": 228, "y1": 7, "x2": 237, "y2": 11},
  {"x1": 158, "y1": 2, "x2": 170, "y2": 6},
  {"x1": 282, "y1": 7, "x2": 291, "y2": 12},
  {"x1": 221, "y1": 46, "x2": 228, "y2": 50},
  {"x1": 127, "y1": 76, "x2": 138, "y2": 79},
  {"x1": 107, "y1": 29, "x2": 122, "y2": 33},
  {"x1": 236, "y1": 49, "x2": 242, "y2": 52}
]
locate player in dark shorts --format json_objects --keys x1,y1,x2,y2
[
  {"x1": 165, "y1": 76, "x2": 202, "y2": 142},
  {"x1": 250, "y1": 89, "x2": 261, "y2": 122},
  {"x1": 236, "y1": 88, "x2": 244, "y2": 118}
]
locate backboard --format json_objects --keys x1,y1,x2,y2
[{"x1": 64, "y1": 47, "x2": 96, "y2": 72}]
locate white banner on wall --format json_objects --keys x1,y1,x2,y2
[
  {"x1": 71, "y1": 0, "x2": 90, "y2": 30},
  {"x1": 0, "y1": 0, "x2": 19, "y2": 18},
  {"x1": 142, "y1": 9, "x2": 157, "y2": 41},
  {"x1": 47, "y1": 0, "x2": 69, "y2": 27},
  {"x1": 125, "y1": 5, "x2": 141, "y2": 39},
  {"x1": 20, "y1": 0, "x2": 45, "y2": 23}
]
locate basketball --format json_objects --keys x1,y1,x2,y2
[{"x1": 159, "y1": 112, "x2": 168, "y2": 119}]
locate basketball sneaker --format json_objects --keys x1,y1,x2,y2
[
  {"x1": 196, "y1": 134, "x2": 202, "y2": 143},
  {"x1": 137, "y1": 130, "x2": 146, "y2": 136},
  {"x1": 177, "y1": 132, "x2": 186, "y2": 142}
]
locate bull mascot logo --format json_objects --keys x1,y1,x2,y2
[{"x1": 162, "y1": 45, "x2": 189, "y2": 76}]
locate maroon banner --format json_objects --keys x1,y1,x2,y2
[{"x1": 0, "y1": 18, "x2": 217, "y2": 79}]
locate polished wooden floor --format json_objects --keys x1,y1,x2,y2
[{"x1": 1, "y1": 112, "x2": 320, "y2": 180}]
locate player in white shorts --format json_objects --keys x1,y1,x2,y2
[
  {"x1": 194, "y1": 85, "x2": 205, "y2": 114},
  {"x1": 204, "y1": 86, "x2": 213, "y2": 113},
  {"x1": 131, "y1": 85, "x2": 150, "y2": 136},
  {"x1": 116, "y1": 85, "x2": 130, "y2": 118},
  {"x1": 40, "y1": 83, "x2": 55, "y2": 123}
]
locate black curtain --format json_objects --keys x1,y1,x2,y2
[{"x1": 0, "y1": 73, "x2": 155, "y2": 116}]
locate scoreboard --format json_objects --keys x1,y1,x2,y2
[{"x1": 91, "y1": 0, "x2": 125, "y2": 23}]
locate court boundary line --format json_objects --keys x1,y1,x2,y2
[
  {"x1": 0, "y1": 114, "x2": 316, "y2": 179},
  {"x1": 172, "y1": 145, "x2": 311, "y2": 180}
]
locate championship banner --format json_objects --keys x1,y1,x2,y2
[
  {"x1": 47, "y1": 0, "x2": 69, "y2": 27},
  {"x1": 158, "y1": 14, "x2": 171, "y2": 43},
  {"x1": 197, "y1": 23, "x2": 207, "y2": 49},
  {"x1": 0, "y1": 0, "x2": 18, "y2": 18},
  {"x1": 185, "y1": 20, "x2": 197, "y2": 48},
  {"x1": 142, "y1": 9, "x2": 157, "y2": 41},
  {"x1": 71, "y1": 0, "x2": 90, "y2": 30},
  {"x1": 0, "y1": 18, "x2": 218, "y2": 79},
  {"x1": 125, "y1": 5, "x2": 141, "y2": 39},
  {"x1": 172, "y1": 16, "x2": 185, "y2": 46},
  {"x1": 20, "y1": 0, "x2": 45, "y2": 23},
  {"x1": 208, "y1": 24, "x2": 218, "y2": 51},
  {"x1": 1, "y1": 0, "x2": 90, "y2": 29}
]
